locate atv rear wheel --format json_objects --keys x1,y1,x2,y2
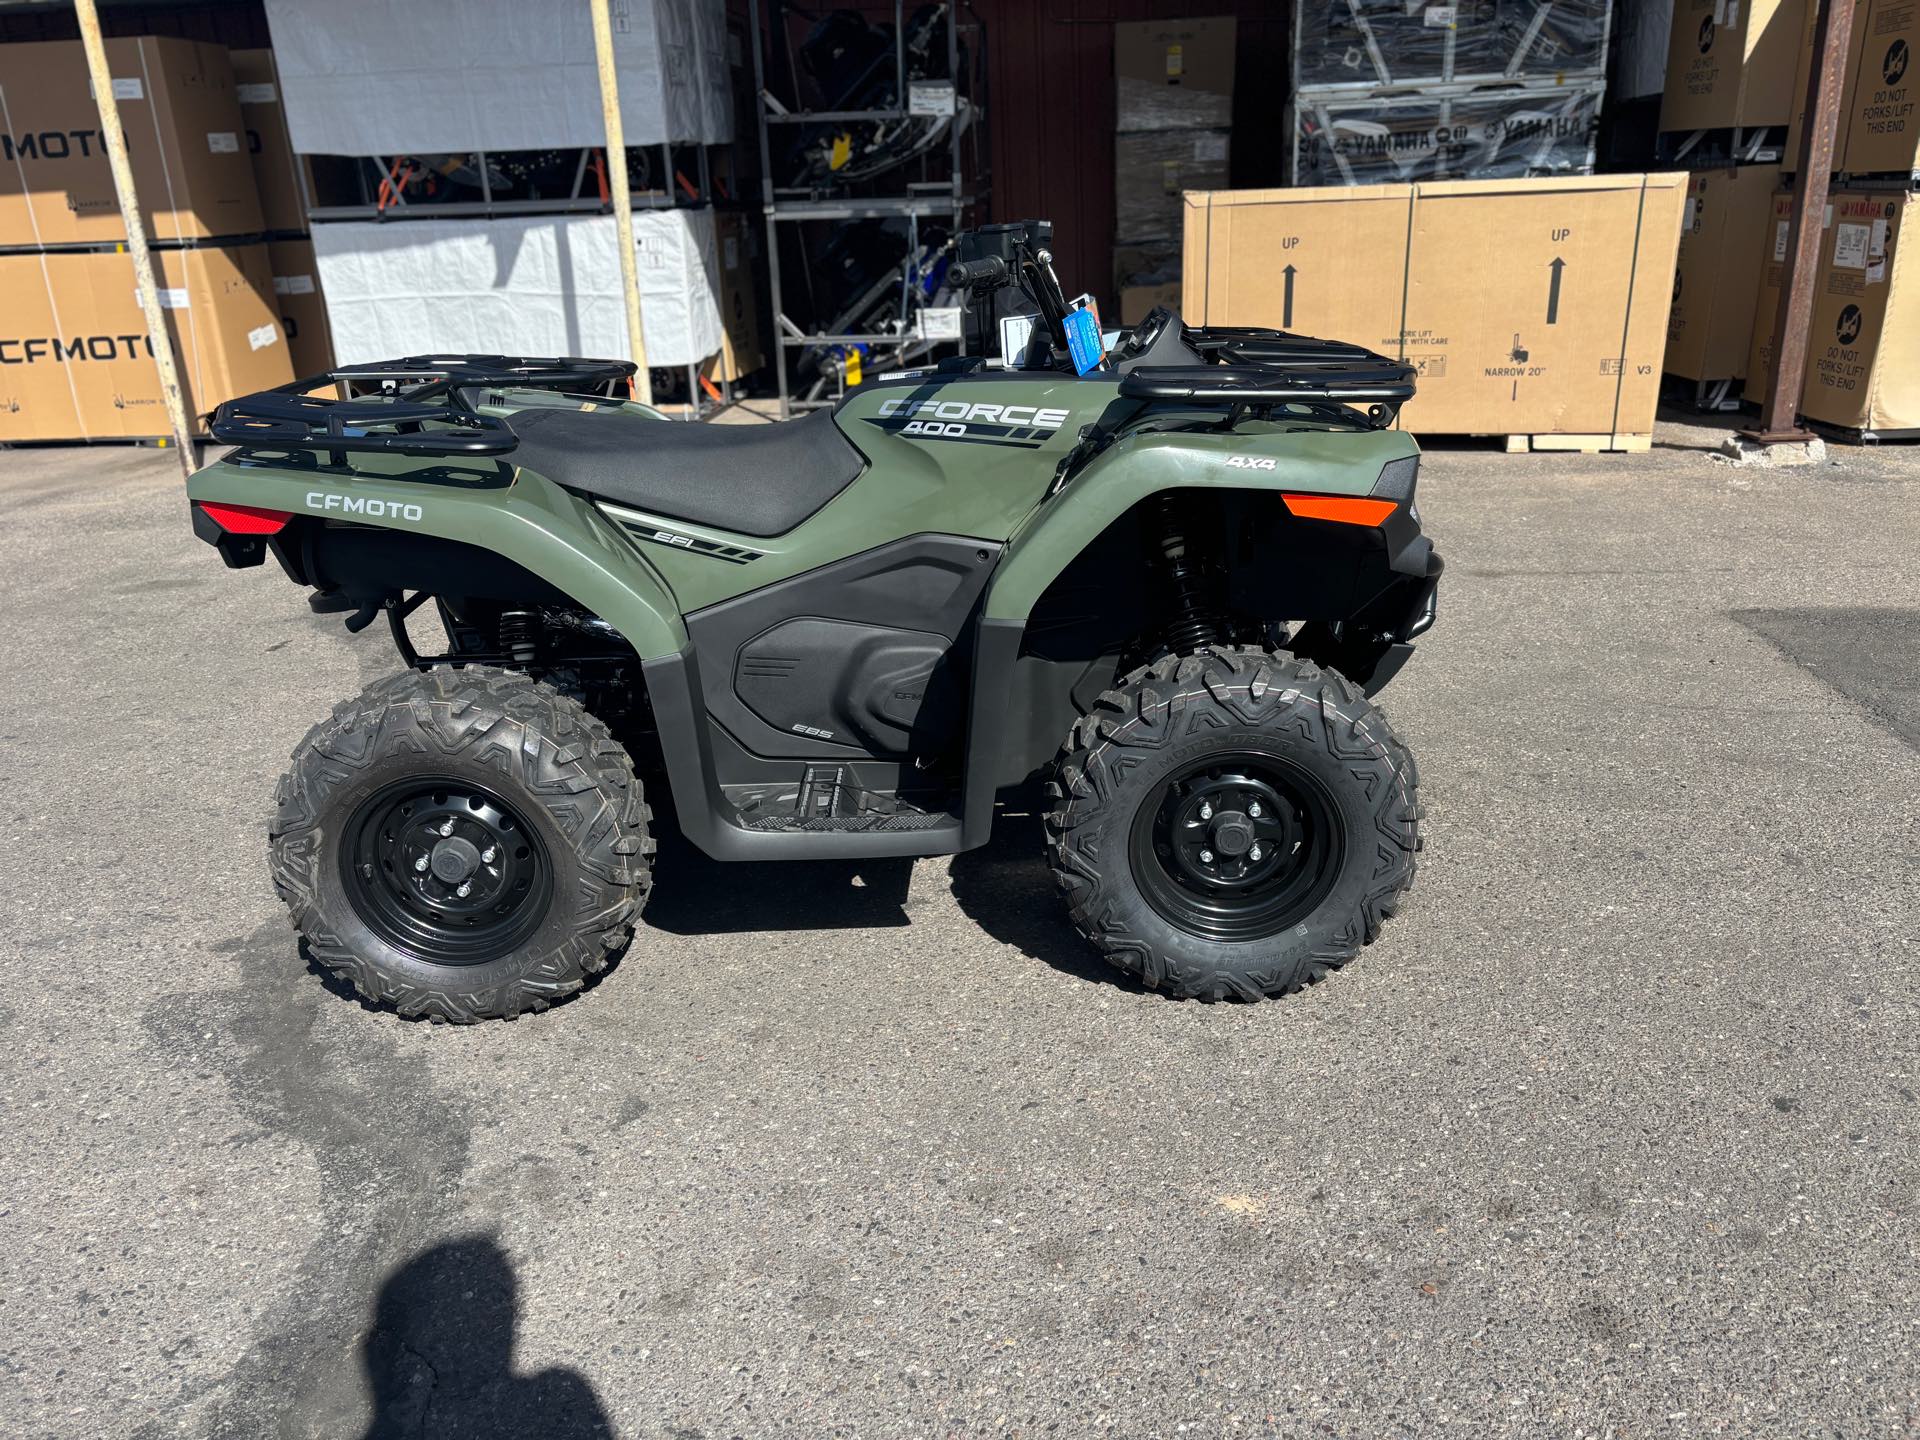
[
  {"x1": 270, "y1": 666, "x2": 653, "y2": 1022},
  {"x1": 1046, "y1": 647, "x2": 1419, "y2": 1000}
]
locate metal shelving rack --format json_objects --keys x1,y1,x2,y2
[{"x1": 746, "y1": 0, "x2": 984, "y2": 415}]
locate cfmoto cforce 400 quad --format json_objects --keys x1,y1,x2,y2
[{"x1": 188, "y1": 221, "x2": 1442, "y2": 1021}]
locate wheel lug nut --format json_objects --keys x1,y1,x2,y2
[
  {"x1": 1200, "y1": 802, "x2": 1213, "y2": 820},
  {"x1": 481, "y1": 847, "x2": 497, "y2": 863},
  {"x1": 413, "y1": 855, "x2": 429, "y2": 872},
  {"x1": 1200, "y1": 849, "x2": 1214, "y2": 863},
  {"x1": 1249, "y1": 843, "x2": 1263, "y2": 861},
  {"x1": 1248, "y1": 801, "x2": 1262, "y2": 817},
  {"x1": 439, "y1": 819, "x2": 455, "y2": 836},
  {"x1": 456, "y1": 881, "x2": 472, "y2": 898}
]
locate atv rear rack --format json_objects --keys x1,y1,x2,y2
[
  {"x1": 210, "y1": 354, "x2": 636, "y2": 458},
  {"x1": 1120, "y1": 324, "x2": 1417, "y2": 424}
]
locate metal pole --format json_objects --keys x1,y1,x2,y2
[
  {"x1": 1745, "y1": 0, "x2": 1857, "y2": 443},
  {"x1": 74, "y1": 4, "x2": 195, "y2": 479},
  {"x1": 590, "y1": 0, "x2": 652, "y2": 404},
  {"x1": 748, "y1": 0, "x2": 794, "y2": 417}
]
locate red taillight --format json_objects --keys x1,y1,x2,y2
[
  {"x1": 198, "y1": 501, "x2": 291, "y2": 535},
  {"x1": 1280, "y1": 493, "x2": 1398, "y2": 527}
]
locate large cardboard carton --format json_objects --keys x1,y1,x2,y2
[
  {"x1": 1661, "y1": 0, "x2": 1808, "y2": 131},
  {"x1": 1743, "y1": 187, "x2": 1806, "y2": 402},
  {"x1": 1841, "y1": 0, "x2": 1920, "y2": 175},
  {"x1": 231, "y1": 49, "x2": 315, "y2": 234},
  {"x1": 0, "y1": 37, "x2": 262, "y2": 247},
  {"x1": 0, "y1": 245, "x2": 291, "y2": 441},
  {"x1": 1666, "y1": 165, "x2": 1780, "y2": 380},
  {"x1": 267, "y1": 237, "x2": 333, "y2": 378},
  {"x1": 1114, "y1": 18, "x2": 1235, "y2": 133},
  {"x1": 1180, "y1": 185, "x2": 1411, "y2": 360},
  {"x1": 700, "y1": 211, "x2": 763, "y2": 384},
  {"x1": 1801, "y1": 189, "x2": 1920, "y2": 431},
  {"x1": 1183, "y1": 175, "x2": 1687, "y2": 440},
  {"x1": 1783, "y1": 0, "x2": 1860, "y2": 163}
]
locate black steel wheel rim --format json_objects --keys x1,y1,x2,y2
[
  {"x1": 1126, "y1": 751, "x2": 1345, "y2": 943},
  {"x1": 340, "y1": 778, "x2": 553, "y2": 965}
]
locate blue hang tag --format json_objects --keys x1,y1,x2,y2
[{"x1": 1063, "y1": 305, "x2": 1105, "y2": 376}]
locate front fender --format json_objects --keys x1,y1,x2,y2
[
  {"x1": 187, "y1": 454, "x2": 687, "y2": 658},
  {"x1": 982, "y1": 425, "x2": 1419, "y2": 622}
]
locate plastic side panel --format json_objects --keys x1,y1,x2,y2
[
  {"x1": 186, "y1": 456, "x2": 686, "y2": 657},
  {"x1": 984, "y1": 427, "x2": 1415, "y2": 622}
]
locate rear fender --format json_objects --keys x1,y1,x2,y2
[{"x1": 186, "y1": 454, "x2": 686, "y2": 658}]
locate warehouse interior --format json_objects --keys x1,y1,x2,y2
[{"x1": 0, "y1": 0, "x2": 1906, "y2": 445}]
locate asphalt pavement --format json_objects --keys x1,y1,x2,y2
[{"x1": 1, "y1": 411, "x2": 1916, "y2": 1438}]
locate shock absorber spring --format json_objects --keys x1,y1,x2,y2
[
  {"x1": 498, "y1": 609, "x2": 537, "y2": 667},
  {"x1": 1151, "y1": 493, "x2": 1228, "y2": 655}
]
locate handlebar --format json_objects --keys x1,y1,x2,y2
[{"x1": 946, "y1": 255, "x2": 1009, "y2": 289}]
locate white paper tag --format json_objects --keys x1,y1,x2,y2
[
  {"x1": 908, "y1": 81, "x2": 956, "y2": 117},
  {"x1": 1683, "y1": 196, "x2": 1700, "y2": 232},
  {"x1": 134, "y1": 286, "x2": 190, "y2": 310},
  {"x1": 1823, "y1": 202, "x2": 1834, "y2": 228},
  {"x1": 1774, "y1": 219, "x2": 1790, "y2": 261},
  {"x1": 273, "y1": 273, "x2": 315, "y2": 296},
  {"x1": 1867, "y1": 259, "x2": 1888, "y2": 284},
  {"x1": 918, "y1": 306, "x2": 963, "y2": 341},
  {"x1": 1423, "y1": 5, "x2": 1457, "y2": 26},
  {"x1": 1165, "y1": 43, "x2": 1184, "y2": 77},
  {"x1": 1834, "y1": 221, "x2": 1871, "y2": 270},
  {"x1": 247, "y1": 323, "x2": 281, "y2": 351},
  {"x1": 112, "y1": 77, "x2": 143, "y2": 100},
  {"x1": 206, "y1": 131, "x2": 240, "y2": 154},
  {"x1": 998, "y1": 313, "x2": 1036, "y2": 367},
  {"x1": 235, "y1": 82, "x2": 278, "y2": 105},
  {"x1": 1193, "y1": 133, "x2": 1228, "y2": 161},
  {"x1": 1871, "y1": 217, "x2": 1889, "y2": 257}
]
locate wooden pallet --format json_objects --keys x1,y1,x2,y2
[{"x1": 1503, "y1": 432, "x2": 1652, "y2": 455}]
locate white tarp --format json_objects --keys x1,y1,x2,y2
[
  {"x1": 262, "y1": 0, "x2": 731, "y2": 155},
  {"x1": 311, "y1": 210, "x2": 724, "y2": 369}
]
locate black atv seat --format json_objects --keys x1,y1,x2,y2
[{"x1": 507, "y1": 406, "x2": 866, "y2": 539}]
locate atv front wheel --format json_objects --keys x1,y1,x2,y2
[
  {"x1": 1046, "y1": 647, "x2": 1419, "y2": 1000},
  {"x1": 270, "y1": 667, "x2": 653, "y2": 1021}
]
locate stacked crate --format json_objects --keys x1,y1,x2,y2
[
  {"x1": 0, "y1": 37, "x2": 294, "y2": 442},
  {"x1": 1743, "y1": 0, "x2": 1920, "y2": 438},
  {"x1": 1112, "y1": 18, "x2": 1235, "y2": 324},
  {"x1": 1657, "y1": 0, "x2": 1805, "y2": 397},
  {"x1": 1287, "y1": 0, "x2": 1612, "y2": 186},
  {"x1": 231, "y1": 48, "x2": 334, "y2": 379}
]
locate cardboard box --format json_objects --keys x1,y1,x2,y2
[
  {"x1": 267, "y1": 237, "x2": 333, "y2": 378},
  {"x1": 231, "y1": 49, "x2": 314, "y2": 234},
  {"x1": 1660, "y1": 0, "x2": 1807, "y2": 131},
  {"x1": 1801, "y1": 190, "x2": 1920, "y2": 431},
  {"x1": 1183, "y1": 174, "x2": 1688, "y2": 439},
  {"x1": 1743, "y1": 187, "x2": 1804, "y2": 402},
  {"x1": 701, "y1": 212, "x2": 763, "y2": 384},
  {"x1": 1120, "y1": 283, "x2": 1182, "y2": 325},
  {"x1": 0, "y1": 37, "x2": 262, "y2": 248},
  {"x1": 0, "y1": 245, "x2": 292, "y2": 441},
  {"x1": 1116, "y1": 129, "x2": 1230, "y2": 241},
  {"x1": 1115, "y1": 18, "x2": 1235, "y2": 132},
  {"x1": 1665, "y1": 165, "x2": 1780, "y2": 381},
  {"x1": 1782, "y1": 0, "x2": 1857, "y2": 164},
  {"x1": 1841, "y1": 0, "x2": 1920, "y2": 175}
]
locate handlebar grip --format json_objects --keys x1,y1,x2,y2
[{"x1": 947, "y1": 255, "x2": 1009, "y2": 288}]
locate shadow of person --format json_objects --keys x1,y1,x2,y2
[
  {"x1": 945, "y1": 786, "x2": 1148, "y2": 996},
  {"x1": 361, "y1": 1235, "x2": 612, "y2": 1439}
]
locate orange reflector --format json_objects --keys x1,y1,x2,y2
[{"x1": 1281, "y1": 493, "x2": 1397, "y2": 527}]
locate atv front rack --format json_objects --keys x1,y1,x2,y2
[
  {"x1": 1121, "y1": 324, "x2": 1417, "y2": 425},
  {"x1": 210, "y1": 354, "x2": 636, "y2": 458}
]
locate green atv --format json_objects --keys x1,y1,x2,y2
[{"x1": 187, "y1": 220, "x2": 1441, "y2": 1021}]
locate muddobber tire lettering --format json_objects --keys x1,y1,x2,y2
[
  {"x1": 1046, "y1": 646, "x2": 1420, "y2": 1000},
  {"x1": 270, "y1": 666, "x2": 653, "y2": 1022}
]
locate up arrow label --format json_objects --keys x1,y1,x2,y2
[
  {"x1": 1282, "y1": 264, "x2": 1297, "y2": 328},
  {"x1": 1546, "y1": 256, "x2": 1566, "y2": 325}
]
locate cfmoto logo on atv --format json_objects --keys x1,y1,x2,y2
[
  {"x1": 875, "y1": 396, "x2": 1069, "y2": 438},
  {"x1": 306, "y1": 491, "x2": 424, "y2": 522}
]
